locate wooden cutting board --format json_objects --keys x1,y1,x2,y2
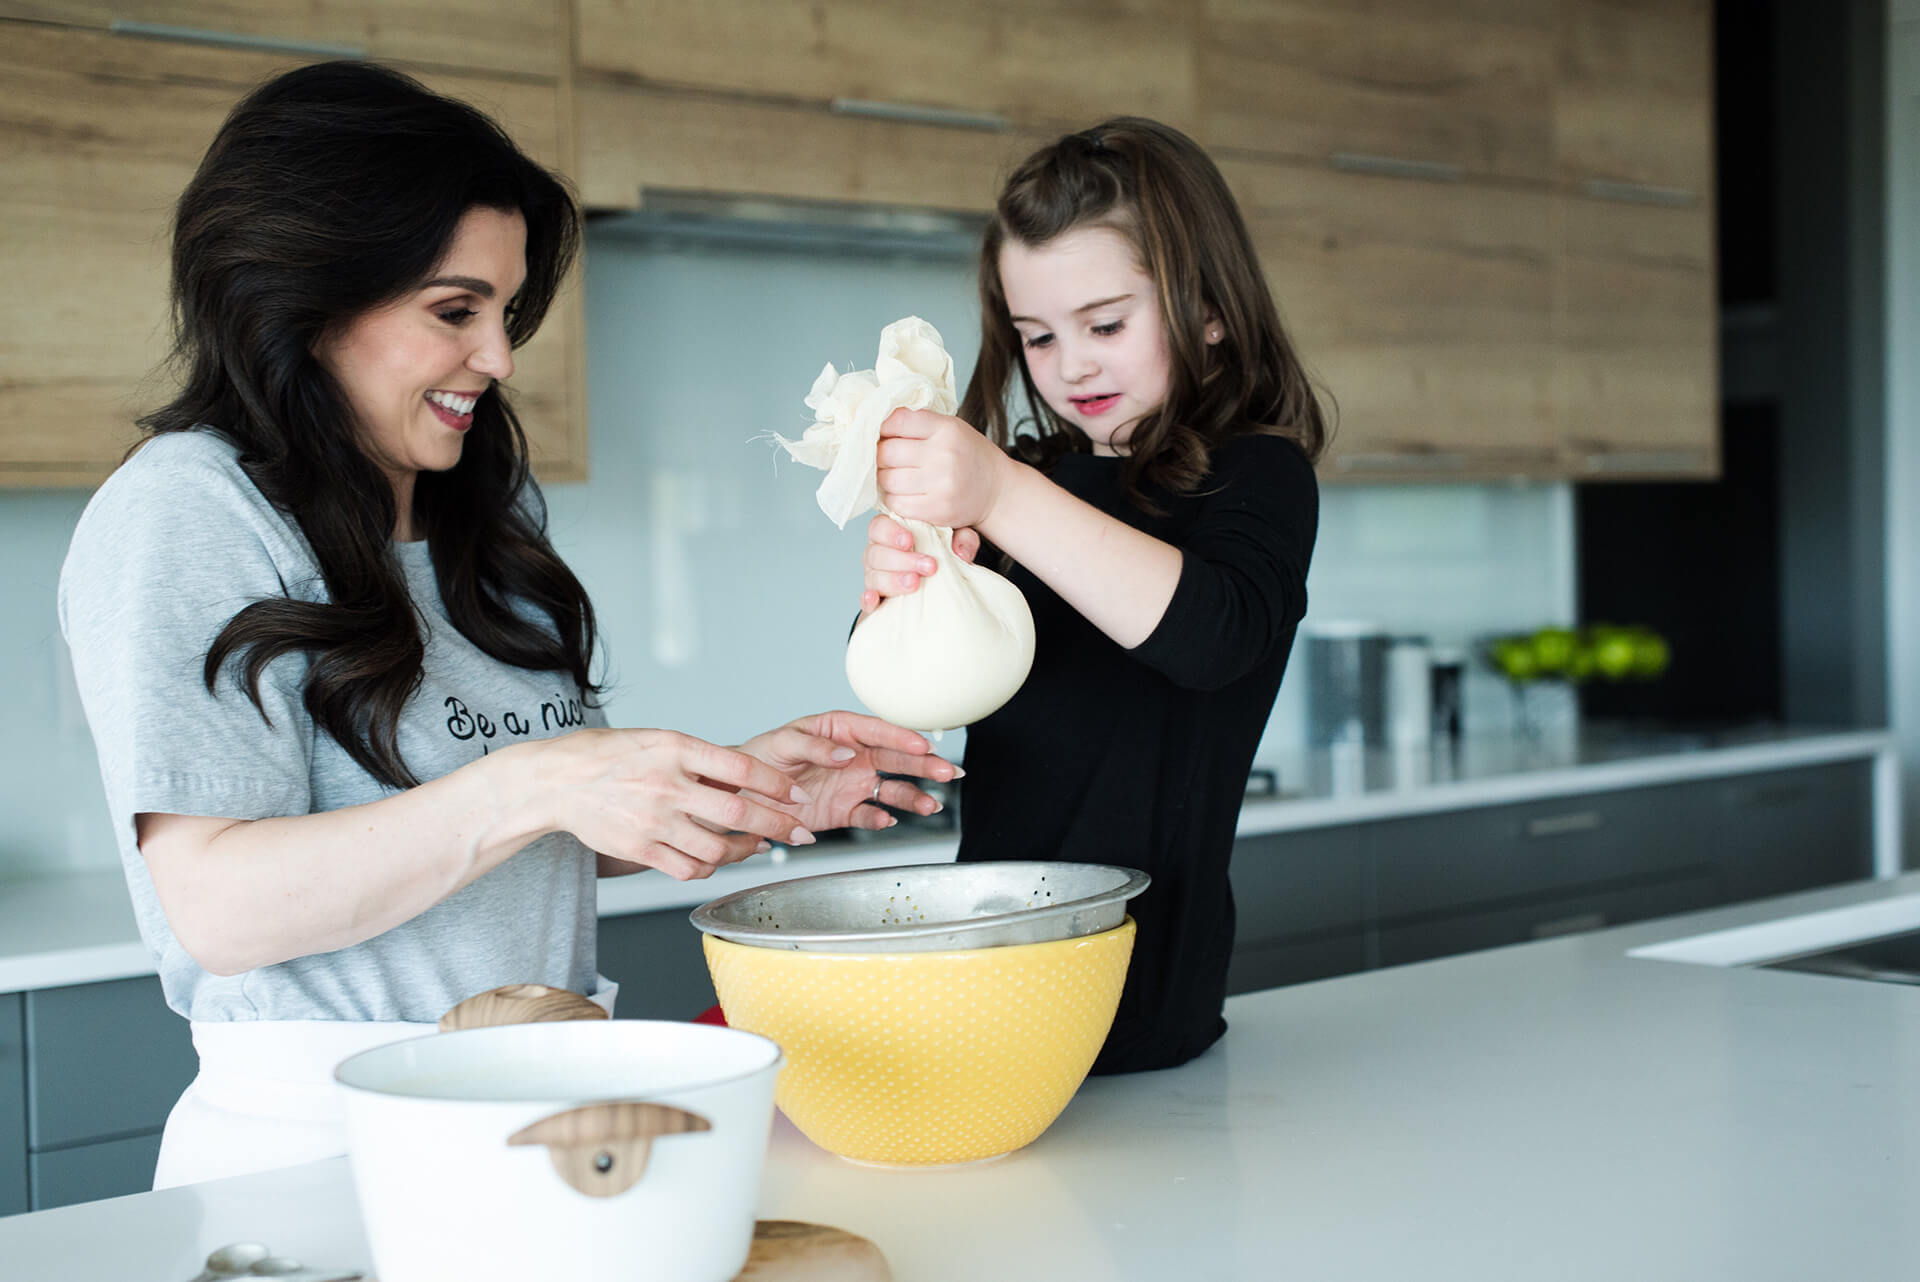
[
  {"x1": 366, "y1": 1221, "x2": 889, "y2": 1281},
  {"x1": 736, "y1": 1220, "x2": 892, "y2": 1280}
]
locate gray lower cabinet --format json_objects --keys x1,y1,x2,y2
[
  {"x1": 596, "y1": 906, "x2": 718, "y2": 1021},
  {"x1": 1226, "y1": 826, "x2": 1369, "y2": 994},
  {"x1": 22, "y1": 976, "x2": 196, "y2": 1211},
  {"x1": 1, "y1": 995, "x2": 24, "y2": 1217},
  {"x1": 1374, "y1": 873, "x2": 1723, "y2": 968},
  {"x1": 29, "y1": 1132, "x2": 165, "y2": 1211},
  {"x1": 1711, "y1": 762, "x2": 1873, "y2": 902},
  {"x1": 1228, "y1": 759, "x2": 1875, "y2": 994}
]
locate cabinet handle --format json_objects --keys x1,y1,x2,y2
[
  {"x1": 829, "y1": 98, "x2": 1009, "y2": 133},
  {"x1": 110, "y1": 19, "x2": 366, "y2": 58},
  {"x1": 1525, "y1": 810, "x2": 1602, "y2": 838},
  {"x1": 1329, "y1": 152, "x2": 1463, "y2": 184},
  {"x1": 1740, "y1": 784, "x2": 1811, "y2": 808},
  {"x1": 1531, "y1": 911, "x2": 1606, "y2": 939},
  {"x1": 1580, "y1": 179, "x2": 1698, "y2": 208},
  {"x1": 1577, "y1": 449, "x2": 1711, "y2": 475},
  {"x1": 1333, "y1": 450, "x2": 1472, "y2": 473}
]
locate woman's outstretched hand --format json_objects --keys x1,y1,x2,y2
[
  {"x1": 525, "y1": 728, "x2": 813, "y2": 881},
  {"x1": 738, "y1": 710, "x2": 960, "y2": 832}
]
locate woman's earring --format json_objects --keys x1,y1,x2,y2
[{"x1": 1206, "y1": 326, "x2": 1223, "y2": 343}]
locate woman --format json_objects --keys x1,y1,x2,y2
[{"x1": 57, "y1": 61, "x2": 952, "y2": 1188}]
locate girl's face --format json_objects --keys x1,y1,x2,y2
[
  {"x1": 999, "y1": 225, "x2": 1172, "y2": 456},
  {"x1": 316, "y1": 206, "x2": 527, "y2": 514}
]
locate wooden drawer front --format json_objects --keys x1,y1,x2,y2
[
  {"x1": 0, "y1": 24, "x2": 582, "y2": 487},
  {"x1": 1376, "y1": 872, "x2": 1721, "y2": 969},
  {"x1": 576, "y1": 0, "x2": 1196, "y2": 134},
  {"x1": 577, "y1": 81, "x2": 1049, "y2": 215},
  {"x1": 1713, "y1": 762, "x2": 1873, "y2": 904},
  {"x1": 0, "y1": 2, "x2": 564, "y2": 80},
  {"x1": 597, "y1": 908, "x2": 717, "y2": 1022},
  {"x1": 1221, "y1": 157, "x2": 1558, "y2": 475},
  {"x1": 25, "y1": 977, "x2": 195, "y2": 1151},
  {"x1": 1553, "y1": 0, "x2": 1712, "y2": 195},
  {"x1": 1553, "y1": 196, "x2": 1717, "y2": 479},
  {"x1": 28, "y1": 1131, "x2": 163, "y2": 1211},
  {"x1": 1199, "y1": 0, "x2": 1556, "y2": 183},
  {"x1": 0, "y1": 995, "x2": 24, "y2": 1216},
  {"x1": 1370, "y1": 783, "x2": 1712, "y2": 922},
  {"x1": 1231, "y1": 827, "x2": 1369, "y2": 946}
]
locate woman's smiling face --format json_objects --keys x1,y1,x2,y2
[
  {"x1": 999, "y1": 224, "x2": 1172, "y2": 457},
  {"x1": 315, "y1": 205, "x2": 527, "y2": 522}
]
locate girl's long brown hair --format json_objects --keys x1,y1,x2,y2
[
  {"x1": 960, "y1": 117, "x2": 1329, "y2": 507},
  {"x1": 141, "y1": 62, "x2": 597, "y2": 790}
]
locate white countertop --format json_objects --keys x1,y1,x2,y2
[
  {"x1": 0, "y1": 724, "x2": 1894, "y2": 996},
  {"x1": 6, "y1": 871, "x2": 1920, "y2": 1280}
]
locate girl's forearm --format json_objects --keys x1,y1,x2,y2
[
  {"x1": 978, "y1": 461, "x2": 1184, "y2": 648},
  {"x1": 139, "y1": 742, "x2": 554, "y2": 976}
]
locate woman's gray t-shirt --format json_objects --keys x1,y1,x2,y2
[{"x1": 57, "y1": 431, "x2": 605, "y2": 1023}]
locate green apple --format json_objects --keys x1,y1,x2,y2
[
  {"x1": 1566, "y1": 641, "x2": 1598, "y2": 682},
  {"x1": 1492, "y1": 637, "x2": 1539, "y2": 682},
  {"x1": 1530, "y1": 627, "x2": 1578, "y2": 674},
  {"x1": 1630, "y1": 629, "x2": 1671, "y2": 678},
  {"x1": 1591, "y1": 628, "x2": 1638, "y2": 681}
]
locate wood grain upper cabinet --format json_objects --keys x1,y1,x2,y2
[
  {"x1": 1554, "y1": 0, "x2": 1713, "y2": 196},
  {"x1": 1551, "y1": 0, "x2": 1717, "y2": 479},
  {"x1": 574, "y1": 0, "x2": 1196, "y2": 133},
  {"x1": 577, "y1": 81, "x2": 1048, "y2": 213},
  {"x1": 0, "y1": 23, "x2": 584, "y2": 485},
  {"x1": 1553, "y1": 195, "x2": 1718, "y2": 479},
  {"x1": 1224, "y1": 158, "x2": 1557, "y2": 479},
  {"x1": 0, "y1": 0, "x2": 565, "y2": 78},
  {"x1": 1198, "y1": 0, "x2": 1556, "y2": 183}
]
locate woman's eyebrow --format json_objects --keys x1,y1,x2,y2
[
  {"x1": 1008, "y1": 293, "x2": 1133, "y2": 324},
  {"x1": 421, "y1": 275, "x2": 495, "y2": 297}
]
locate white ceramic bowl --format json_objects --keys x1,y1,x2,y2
[{"x1": 335, "y1": 1020, "x2": 781, "y2": 1282}]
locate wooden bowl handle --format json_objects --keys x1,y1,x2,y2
[
  {"x1": 508, "y1": 1102, "x2": 712, "y2": 1198},
  {"x1": 438, "y1": 983, "x2": 610, "y2": 1032}
]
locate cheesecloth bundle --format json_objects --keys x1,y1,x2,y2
[{"x1": 775, "y1": 317, "x2": 1035, "y2": 731}]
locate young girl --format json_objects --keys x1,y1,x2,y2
[{"x1": 863, "y1": 118, "x2": 1325, "y2": 1074}]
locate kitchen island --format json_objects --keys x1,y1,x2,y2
[{"x1": 6, "y1": 870, "x2": 1918, "y2": 1280}]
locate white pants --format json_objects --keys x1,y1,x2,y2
[{"x1": 152, "y1": 980, "x2": 618, "y2": 1190}]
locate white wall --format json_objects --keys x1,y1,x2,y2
[
  {"x1": 1887, "y1": 1, "x2": 1920, "y2": 864},
  {"x1": 0, "y1": 232, "x2": 1578, "y2": 878},
  {"x1": 560, "y1": 234, "x2": 1577, "y2": 763}
]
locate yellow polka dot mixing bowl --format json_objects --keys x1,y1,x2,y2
[{"x1": 691, "y1": 862, "x2": 1148, "y2": 1167}]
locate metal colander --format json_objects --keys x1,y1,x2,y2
[{"x1": 689, "y1": 861, "x2": 1151, "y2": 953}]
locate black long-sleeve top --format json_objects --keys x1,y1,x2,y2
[{"x1": 958, "y1": 432, "x2": 1319, "y2": 1074}]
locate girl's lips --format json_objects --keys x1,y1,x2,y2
[
  {"x1": 1071, "y1": 394, "x2": 1121, "y2": 416},
  {"x1": 426, "y1": 399, "x2": 474, "y2": 432}
]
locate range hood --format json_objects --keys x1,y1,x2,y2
[{"x1": 590, "y1": 189, "x2": 987, "y2": 261}]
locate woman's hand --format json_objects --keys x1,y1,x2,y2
[
  {"x1": 876, "y1": 407, "x2": 1014, "y2": 531},
  {"x1": 860, "y1": 513, "x2": 981, "y2": 615},
  {"x1": 738, "y1": 711, "x2": 960, "y2": 832},
  {"x1": 522, "y1": 728, "x2": 814, "y2": 881}
]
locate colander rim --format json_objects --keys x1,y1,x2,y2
[{"x1": 687, "y1": 860, "x2": 1151, "y2": 950}]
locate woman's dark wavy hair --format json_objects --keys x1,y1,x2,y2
[
  {"x1": 961, "y1": 116, "x2": 1329, "y2": 509},
  {"x1": 138, "y1": 60, "x2": 596, "y2": 790}
]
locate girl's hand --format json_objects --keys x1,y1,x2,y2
[
  {"x1": 524, "y1": 728, "x2": 812, "y2": 881},
  {"x1": 738, "y1": 711, "x2": 960, "y2": 832},
  {"x1": 861, "y1": 513, "x2": 981, "y2": 615},
  {"x1": 876, "y1": 407, "x2": 1012, "y2": 531}
]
